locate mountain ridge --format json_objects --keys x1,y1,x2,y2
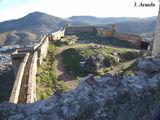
[{"x1": 0, "y1": 11, "x2": 157, "y2": 46}]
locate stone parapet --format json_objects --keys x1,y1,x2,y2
[
  {"x1": 9, "y1": 53, "x2": 30, "y2": 103},
  {"x1": 26, "y1": 52, "x2": 38, "y2": 103}
]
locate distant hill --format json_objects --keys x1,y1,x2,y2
[
  {"x1": 0, "y1": 12, "x2": 71, "y2": 35},
  {"x1": 69, "y1": 16, "x2": 157, "y2": 34},
  {"x1": 69, "y1": 16, "x2": 141, "y2": 25},
  {"x1": 0, "y1": 31, "x2": 37, "y2": 46},
  {"x1": 117, "y1": 18, "x2": 156, "y2": 34},
  {"x1": 0, "y1": 11, "x2": 157, "y2": 45}
]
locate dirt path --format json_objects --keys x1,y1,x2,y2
[{"x1": 53, "y1": 44, "x2": 92, "y2": 89}]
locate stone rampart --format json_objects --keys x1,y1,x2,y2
[
  {"x1": 9, "y1": 27, "x2": 65, "y2": 104},
  {"x1": 37, "y1": 36, "x2": 49, "y2": 66},
  {"x1": 9, "y1": 53, "x2": 30, "y2": 103},
  {"x1": 26, "y1": 52, "x2": 38, "y2": 103},
  {"x1": 113, "y1": 32, "x2": 141, "y2": 49},
  {"x1": 65, "y1": 26, "x2": 97, "y2": 35},
  {"x1": 52, "y1": 28, "x2": 65, "y2": 40},
  {"x1": 11, "y1": 53, "x2": 28, "y2": 76},
  {"x1": 97, "y1": 29, "x2": 113, "y2": 37}
]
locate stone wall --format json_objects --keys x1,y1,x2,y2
[
  {"x1": 113, "y1": 32, "x2": 141, "y2": 49},
  {"x1": 65, "y1": 26, "x2": 97, "y2": 35},
  {"x1": 97, "y1": 29, "x2": 113, "y2": 37},
  {"x1": 65, "y1": 25, "x2": 142, "y2": 49},
  {"x1": 9, "y1": 27, "x2": 65, "y2": 104},
  {"x1": 152, "y1": 5, "x2": 160, "y2": 56},
  {"x1": 52, "y1": 29, "x2": 65, "y2": 40},
  {"x1": 11, "y1": 53, "x2": 27, "y2": 76},
  {"x1": 2, "y1": 57, "x2": 160, "y2": 120},
  {"x1": 26, "y1": 52, "x2": 37, "y2": 103},
  {"x1": 37, "y1": 36, "x2": 49, "y2": 66},
  {"x1": 9, "y1": 53, "x2": 30, "y2": 103}
]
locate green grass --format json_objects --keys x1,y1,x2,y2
[
  {"x1": 36, "y1": 43, "x2": 70, "y2": 100},
  {"x1": 118, "y1": 61, "x2": 140, "y2": 76},
  {"x1": 76, "y1": 34, "x2": 137, "y2": 48},
  {"x1": 62, "y1": 45, "x2": 140, "y2": 77}
]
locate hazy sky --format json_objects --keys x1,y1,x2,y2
[{"x1": 0, "y1": 0, "x2": 159, "y2": 22}]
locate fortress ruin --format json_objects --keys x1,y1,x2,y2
[{"x1": 1, "y1": 5, "x2": 160, "y2": 119}]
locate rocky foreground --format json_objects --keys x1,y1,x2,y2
[{"x1": 1, "y1": 57, "x2": 160, "y2": 120}]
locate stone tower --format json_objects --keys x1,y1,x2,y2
[{"x1": 152, "y1": 4, "x2": 160, "y2": 56}]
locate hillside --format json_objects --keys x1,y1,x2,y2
[
  {"x1": 0, "y1": 12, "x2": 71, "y2": 35},
  {"x1": 0, "y1": 11, "x2": 157, "y2": 45},
  {"x1": 69, "y1": 16, "x2": 141, "y2": 25},
  {"x1": 69, "y1": 16, "x2": 157, "y2": 34},
  {"x1": 117, "y1": 19, "x2": 156, "y2": 34},
  {"x1": 0, "y1": 31, "x2": 37, "y2": 46}
]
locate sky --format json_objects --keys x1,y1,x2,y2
[{"x1": 0, "y1": 0, "x2": 159, "y2": 22}]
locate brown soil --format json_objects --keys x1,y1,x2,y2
[{"x1": 53, "y1": 44, "x2": 91, "y2": 89}]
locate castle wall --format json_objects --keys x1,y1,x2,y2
[
  {"x1": 113, "y1": 32, "x2": 141, "y2": 49},
  {"x1": 26, "y1": 51, "x2": 37, "y2": 103},
  {"x1": 37, "y1": 36, "x2": 49, "y2": 66},
  {"x1": 152, "y1": 5, "x2": 160, "y2": 56},
  {"x1": 52, "y1": 29, "x2": 65, "y2": 40},
  {"x1": 11, "y1": 53, "x2": 27, "y2": 76},
  {"x1": 9, "y1": 53, "x2": 30, "y2": 103},
  {"x1": 97, "y1": 29, "x2": 113, "y2": 37},
  {"x1": 65, "y1": 26, "x2": 97, "y2": 35}
]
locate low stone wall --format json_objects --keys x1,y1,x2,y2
[
  {"x1": 113, "y1": 32, "x2": 141, "y2": 49},
  {"x1": 26, "y1": 52, "x2": 37, "y2": 103},
  {"x1": 9, "y1": 53, "x2": 30, "y2": 103}
]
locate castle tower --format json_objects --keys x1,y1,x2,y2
[{"x1": 152, "y1": 4, "x2": 160, "y2": 56}]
